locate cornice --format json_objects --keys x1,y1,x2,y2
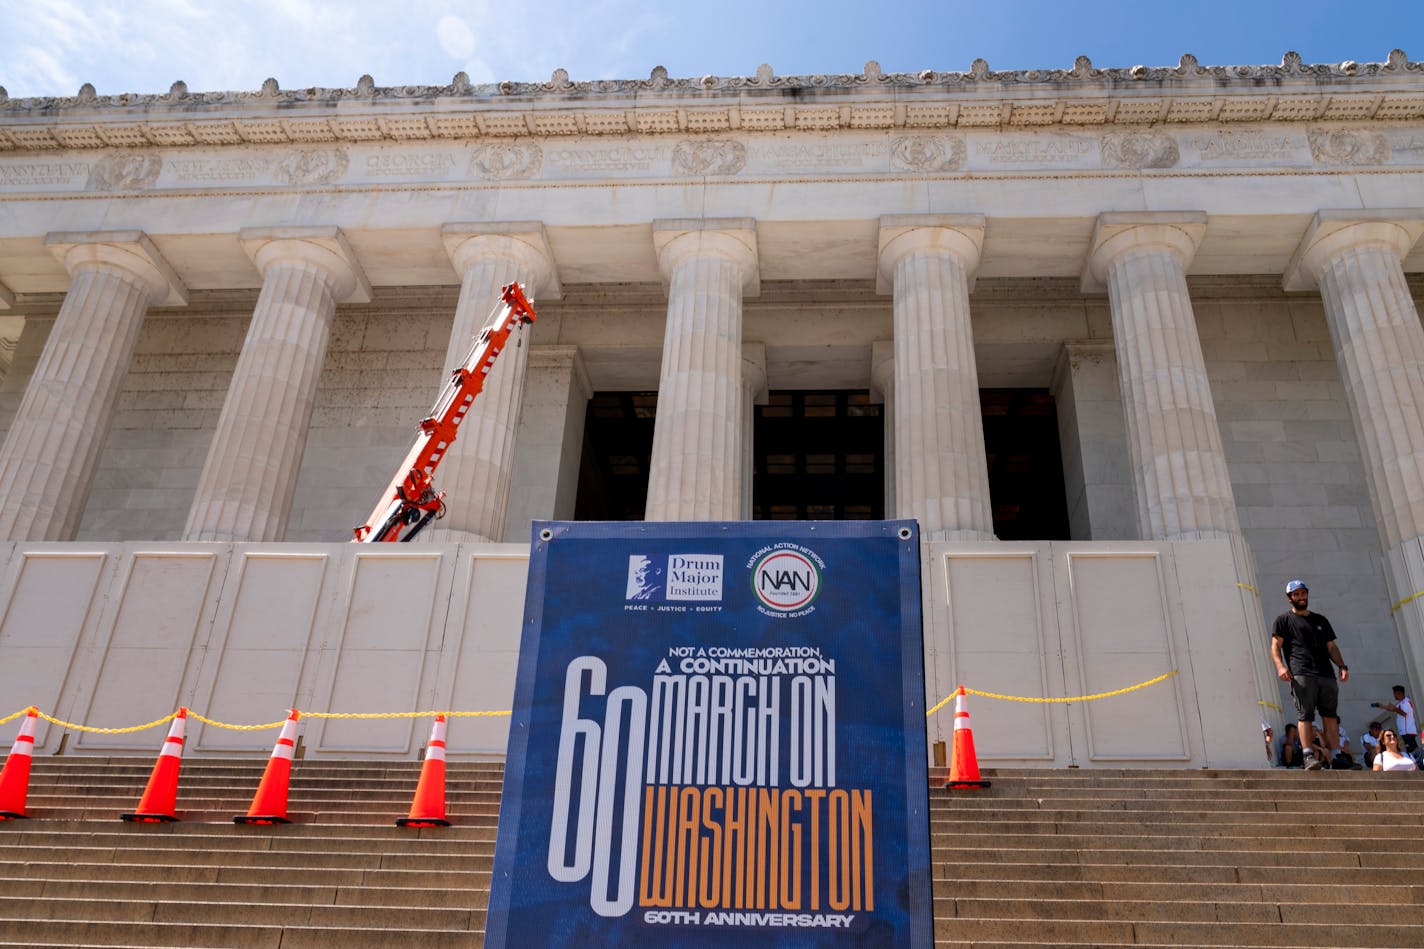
[{"x1": 0, "y1": 52, "x2": 1421, "y2": 153}]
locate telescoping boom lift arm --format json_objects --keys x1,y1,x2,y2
[{"x1": 354, "y1": 283, "x2": 537, "y2": 542}]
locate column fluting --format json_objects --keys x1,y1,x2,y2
[
  {"x1": 0, "y1": 232, "x2": 184, "y2": 540},
  {"x1": 645, "y1": 220, "x2": 758, "y2": 521},
  {"x1": 420, "y1": 226, "x2": 557, "y2": 542},
  {"x1": 1088, "y1": 213, "x2": 1239, "y2": 540},
  {"x1": 183, "y1": 229, "x2": 366, "y2": 541},
  {"x1": 878, "y1": 216, "x2": 994, "y2": 540}
]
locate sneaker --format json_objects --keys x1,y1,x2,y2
[{"x1": 1304, "y1": 754, "x2": 1324, "y2": 771}]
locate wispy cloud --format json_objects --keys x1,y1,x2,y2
[{"x1": 0, "y1": 0, "x2": 1411, "y2": 98}]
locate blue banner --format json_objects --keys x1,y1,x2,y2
[{"x1": 486, "y1": 520, "x2": 931, "y2": 948}]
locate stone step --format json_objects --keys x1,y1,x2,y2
[
  {"x1": 0, "y1": 845, "x2": 492, "y2": 872},
  {"x1": 934, "y1": 879, "x2": 1424, "y2": 904},
  {"x1": 929, "y1": 833, "x2": 1424, "y2": 854},
  {"x1": 0, "y1": 828, "x2": 494, "y2": 853},
  {"x1": 0, "y1": 894, "x2": 487, "y2": 929},
  {"x1": 931, "y1": 801, "x2": 1424, "y2": 818},
  {"x1": 928, "y1": 818, "x2": 1424, "y2": 837},
  {"x1": 0, "y1": 861, "x2": 488, "y2": 889},
  {"x1": 930, "y1": 847, "x2": 1384, "y2": 869},
  {"x1": 0, "y1": 818, "x2": 485, "y2": 837},
  {"x1": 0, "y1": 920, "x2": 485, "y2": 948},
  {"x1": 945, "y1": 896, "x2": 1424, "y2": 925},
  {"x1": 0, "y1": 877, "x2": 491, "y2": 909},
  {"x1": 934, "y1": 917, "x2": 1424, "y2": 946},
  {"x1": 939, "y1": 862, "x2": 1422, "y2": 887},
  {"x1": 9, "y1": 803, "x2": 501, "y2": 820}
]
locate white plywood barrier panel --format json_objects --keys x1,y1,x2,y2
[
  {"x1": 937, "y1": 548, "x2": 1057, "y2": 760},
  {"x1": 440, "y1": 551, "x2": 529, "y2": 756},
  {"x1": 76, "y1": 550, "x2": 223, "y2": 752},
  {"x1": 0, "y1": 548, "x2": 111, "y2": 753},
  {"x1": 1064, "y1": 551, "x2": 1190, "y2": 762},
  {"x1": 311, "y1": 549, "x2": 454, "y2": 755},
  {"x1": 1171, "y1": 538, "x2": 1267, "y2": 767},
  {"x1": 0, "y1": 538, "x2": 1271, "y2": 762},
  {"x1": 191, "y1": 550, "x2": 333, "y2": 753}
]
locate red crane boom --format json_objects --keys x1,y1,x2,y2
[{"x1": 354, "y1": 282, "x2": 537, "y2": 542}]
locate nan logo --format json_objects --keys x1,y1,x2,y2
[
  {"x1": 666, "y1": 554, "x2": 723, "y2": 601},
  {"x1": 749, "y1": 544, "x2": 824, "y2": 617}
]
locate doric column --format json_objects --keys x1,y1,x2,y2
[
  {"x1": 1085, "y1": 212, "x2": 1239, "y2": 540},
  {"x1": 870, "y1": 340, "x2": 896, "y2": 517},
  {"x1": 646, "y1": 219, "x2": 759, "y2": 521},
  {"x1": 183, "y1": 227, "x2": 368, "y2": 541},
  {"x1": 877, "y1": 215, "x2": 994, "y2": 540},
  {"x1": 421, "y1": 223, "x2": 558, "y2": 543},
  {"x1": 739, "y1": 343, "x2": 767, "y2": 520},
  {"x1": 0, "y1": 231, "x2": 186, "y2": 540},
  {"x1": 1285, "y1": 211, "x2": 1424, "y2": 549},
  {"x1": 1284, "y1": 210, "x2": 1424, "y2": 691}
]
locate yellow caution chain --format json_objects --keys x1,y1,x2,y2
[
  {"x1": 1391, "y1": 590, "x2": 1424, "y2": 613},
  {"x1": 926, "y1": 669, "x2": 1178, "y2": 718},
  {"x1": 1, "y1": 707, "x2": 512, "y2": 734}
]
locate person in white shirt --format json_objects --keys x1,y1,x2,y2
[
  {"x1": 1372, "y1": 728, "x2": 1418, "y2": 772},
  {"x1": 1378, "y1": 686, "x2": 1418, "y2": 758},
  {"x1": 1362, "y1": 721, "x2": 1383, "y2": 768}
]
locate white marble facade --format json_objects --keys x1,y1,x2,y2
[{"x1": 0, "y1": 53, "x2": 1423, "y2": 755}]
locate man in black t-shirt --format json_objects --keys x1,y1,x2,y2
[{"x1": 1271, "y1": 579, "x2": 1350, "y2": 770}]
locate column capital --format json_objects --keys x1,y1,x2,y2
[
  {"x1": 652, "y1": 218, "x2": 759, "y2": 296},
  {"x1": 876, "y1": 214, "x2": 986, "y2": 294},
  {"x1": 441, "y1": 222, "x2": 561, "y2": 300},
  {"x1": 1082, "y1": 212, "x2": 1207, "y2": 293},
  {"x1": 45, "y1": 230, "x2": 187, "y2": 306},
  {"x1": 1283, "y1": 209, "x2": 1424, "y2": 292},
  {"x1": 238, "y1": 226, "x2": 371, "y2": 303}
]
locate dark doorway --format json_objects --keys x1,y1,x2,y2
[
  {"x1": 981, "y1": 388, "x2": 1070, "y2": 541},
  {"x1": 753, "y1": 391, "x2": 884, "y2": 520},
  {"x1": 573, "y1": 392, "x2": 656, "y2": 520},
  {"x1": 572, "y1": 387, "x2": 1068, "y2": 538}
]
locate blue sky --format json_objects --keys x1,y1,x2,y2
[{"x1": 0, "y1": 0, "x2": 1419, "y2": 98}]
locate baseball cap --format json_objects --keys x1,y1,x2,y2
[{"x1": 1285, "y1": 579, "x2": 1307, "y2": 594}]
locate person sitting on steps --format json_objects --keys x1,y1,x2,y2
[{"x1": 1372, "y1": 727, "x2": 1418, "y2": 772}]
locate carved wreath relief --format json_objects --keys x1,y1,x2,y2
[
  {"x1": 87, "y1": 152, "x2": 163, "y2": 191},
  {"x1": 671, "y1": 140, "x2": 746, "y2": 175},
  {"x1": 1307, "y1": 129, "x2": 1389, "y2": 165},
  {"x1": 889, "y1": 135, "x2": 966, "y2": 172},
  {"x1": 469, "y1": 142, "x2": 542, "y2": 180},
  {"x1": 1100, "y1": 130, "x2": 1179, "y2": 169},
  {"x1": 274, "y1": 148, "x2": 350, "y2": 185}
]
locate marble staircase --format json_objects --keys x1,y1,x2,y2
[{"x1": 1, "y1": 759, "x2": 1422, "y2": 946}]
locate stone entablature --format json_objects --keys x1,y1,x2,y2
[
  {"x1": 0, "y1": 52, "x2": 1421, "y2": 153},
  {"x1": 2, "y1": 125, "x2": 1422, "y2": 197}
]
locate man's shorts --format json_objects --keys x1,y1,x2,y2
[{"x1": 1290, "y1": 674, "x2": 1339, "y2": 722}]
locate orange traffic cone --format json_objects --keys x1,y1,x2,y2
[
  {"x1": 121, "y1": 708, "x2": 187, "y2": 822},
  {"x1": 397, "y1": 714, "x2": 450, "y2": 827},
  {"x1": 234, "y1": 709, "x2": 300, "y2": 825},
  {"x1": 0, "y1": 707, "x2": 39, "y2": 820},
  {"x1": 944, "y1": 687, "x2": 991, "y2": 789}
]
